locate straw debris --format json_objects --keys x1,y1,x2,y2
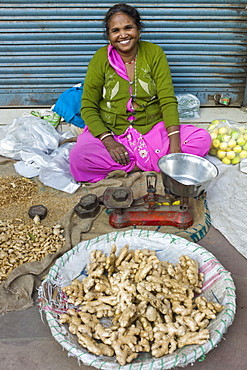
[{"x1": 0, "y1": 176, "x2": 38, "y2": 207}]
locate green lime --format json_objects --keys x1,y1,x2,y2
[
  {"x1": 231, "y1": 156, "x2": 240, "y2": 165},
  {"x1": 230, "y1": 130, "x2": 240, "y2": 140}
]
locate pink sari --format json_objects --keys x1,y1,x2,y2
[{"x1": 69, "y1": 46, "x2": 212, "y2": 183}]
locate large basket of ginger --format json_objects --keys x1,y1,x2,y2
[{"x1": 38, "y1": 230, "x2": 236, "y2": 369}]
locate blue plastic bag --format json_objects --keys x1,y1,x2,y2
[{"x1": 53, "y1": 83, "x2": 85, "y2": 128}]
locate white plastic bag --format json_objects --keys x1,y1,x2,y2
[
  {"x1": 176, "y1": 93, "x2": 201, "y2": 120},
  {"x1": 38, "y1": 143, "x2": 81, "y2": 194},
  {"x1": 0, "y1": 116, "x2": 61, "y2": 160},
  {"x1": 14, "y1": 143, "x2": 80, "y2": 194}
]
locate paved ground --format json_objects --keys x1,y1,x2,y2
[
  {"x1": 1, "y1": 105, "x2": 247, "y2": 128},
  {"x1": 0, "y1": 225, "x2": 246, "y2": 370},
  {"x1": 0, "y1": 107, "x2": 247, "y2": 369}
]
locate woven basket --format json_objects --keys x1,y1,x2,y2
[{"x1": 39, "y1": 229, "x2": 236, "y2": 369}]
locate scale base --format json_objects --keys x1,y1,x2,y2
[{"x1": 109, "y1": 208, "x2": 193, "y2": 229}]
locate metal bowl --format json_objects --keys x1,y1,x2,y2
[{"x1": 158, "y1": 153, "x2": 218, "y2": 197}]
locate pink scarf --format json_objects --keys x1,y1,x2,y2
[{"x1": 107, "y1": 45, "x2": 135, "y2": 120}]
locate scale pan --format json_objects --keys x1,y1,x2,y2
[{"x1": 158, "y1": 153, "x2": 218, "y2": 197}]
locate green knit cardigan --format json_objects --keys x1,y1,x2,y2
[{"x1": 81, "y1": 41, "x2": 180, "y2": 137}]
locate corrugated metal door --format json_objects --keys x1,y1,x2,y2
[{"x1": 1, "y1": 0, "x2": 247, "y2": 107}]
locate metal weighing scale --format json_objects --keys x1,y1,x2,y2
[
  {"x1": 103, "y1": 154, "x2": 219, "y2": 230},
  {"x1": 74, "y1": 154, "x2": 218, "y2": 230},
  {"x1": 103, "y1": 173, "x2": 193, "y2": 229}
]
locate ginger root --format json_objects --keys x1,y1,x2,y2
[
  {"x1": 195, "y1": 296, "x2": 224, "y2": 319},
  {"x1": 177, "y1": 329, "x2": 210, "y2": 348},
  {"x1": 58, "y1": 247, "x2": 224, "y2": 366}
]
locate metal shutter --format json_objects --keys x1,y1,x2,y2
[{"x1": 1, "y1": 1, "x2": 247, "y2": 107}]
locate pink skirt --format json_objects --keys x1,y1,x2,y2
[{"x1": 69, "y1": 122, "x2": 212, "y2": 183}]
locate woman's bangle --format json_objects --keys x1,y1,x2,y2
[
  {"x1": 99, "y1": 132, "x2": 112, "y2": 141},
  {"x1": 167, "y1": 130, "x2": 180, "y2": 137}
]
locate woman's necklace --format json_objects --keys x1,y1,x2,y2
[
  {"x1": 129, "y1": 55, "x2": 137, "y2": 104},
  {"x1": 124, "y1": 58, "x2": 136, "y2": 65},
  {"x1": 133, "y1": 57, "x2": 137, "y2": 100}
]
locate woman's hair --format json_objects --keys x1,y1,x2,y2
[{"x1": 103, "y1": 3, "x2": 144, "y2": 39}]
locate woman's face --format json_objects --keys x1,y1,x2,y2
[{"x1": 108, "y1": 12, "x2": 140, "y2": 55}]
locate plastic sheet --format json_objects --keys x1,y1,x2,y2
[
  {"x1": 240, "y1": 157, "x2": 247, "y2": 173},
  {"x1": 206, "y1": 154, "x2": 247, "y2": 259}
]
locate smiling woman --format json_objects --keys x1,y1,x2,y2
[
  {"x1": 107, "y1": 11, "x2": 140, "y2": 64},
  {"x1": 69, "y1": 3, "x2": 212, "y2": 183}
]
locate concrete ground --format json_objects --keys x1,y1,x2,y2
[
  {"x1": 1, "y1": 105, "x2": 247, "y2": 128},
  {"x1": 0, "y1": 106, "x2": 247, "y2": 370}
]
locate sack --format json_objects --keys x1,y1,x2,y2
[{"x1": 207, "y1": 119, "x2": 247, "y2": 165}]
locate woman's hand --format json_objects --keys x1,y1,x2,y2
[{"x1": 101, "y1": 135, "x2": 130, "y2": 165}]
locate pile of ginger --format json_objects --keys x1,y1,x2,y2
[{"x1": 59, "y1": 245, "x2": 224, "y2": 366}]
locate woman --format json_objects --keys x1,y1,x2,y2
[{"x1": 69, "y1": 3, "x2": 211, "y2": 183}]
